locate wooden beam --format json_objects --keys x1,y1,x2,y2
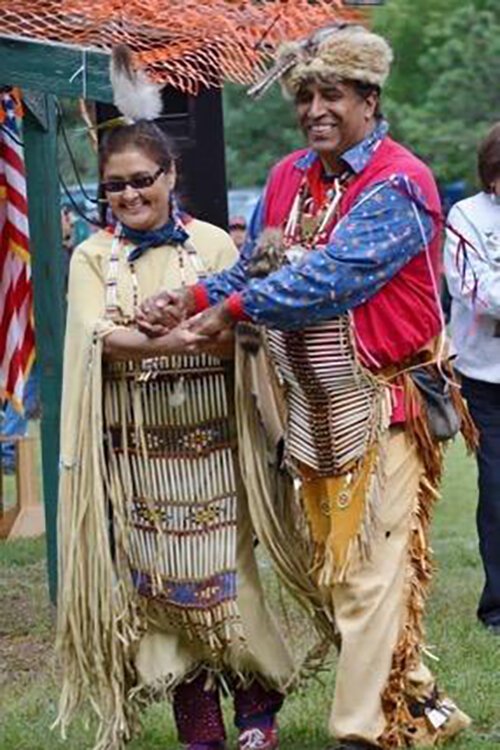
[
  {"x1": 0, "y1": 35, "x2": 112, "y2": 102},
  {"x1": 23, "y1": 95, "x2": 66, "y2": 602},
  {"x1": 23, "y1": 91, "x2": 50, "y2": 131}
]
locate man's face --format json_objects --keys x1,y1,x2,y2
[{"x1": 295, "y1": 78, "x2": 378, "y2": 168}]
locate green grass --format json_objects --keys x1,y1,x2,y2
[{"x1": 1, "y1": 440, "x2": 500, "y2": 749}]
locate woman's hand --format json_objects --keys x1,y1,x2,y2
[
  {"x1": 136, "y1": 289, "x2": 195, "y2": 337},
  {"x1": 102, "y1": 323, "x2": 209, "y2": 361}
]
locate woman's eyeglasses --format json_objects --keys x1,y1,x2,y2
[{"x1": 101, "y1": 167, "x2": 164, "y2": 194}]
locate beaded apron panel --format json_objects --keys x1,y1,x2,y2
[
  {"x1": 267, "y1": 315, "x2": 382, "y2": 476},
  {"x1": 103, "y1": 354, "x2": 238, "y2": 614}
]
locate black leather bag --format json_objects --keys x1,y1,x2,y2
[{"x1": 410, "y1": 366, "x2": 461, "y2": 442}]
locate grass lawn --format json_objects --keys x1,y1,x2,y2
[{"x1": 1, "y1": 439, "x2": 499, "y2": 749}]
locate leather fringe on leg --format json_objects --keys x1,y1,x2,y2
[{"x1": 378, "y1": 373, "x2": 476, "y2": 749}]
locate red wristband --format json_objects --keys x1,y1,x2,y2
[
  {"x1": 225, "y1": 292, "x2": 251, "y2": 322},
  {"x1": 190, "y1": 283, "x2": 211, "y2": 313}
]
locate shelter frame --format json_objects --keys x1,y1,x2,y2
[{"x1": 0, "y1": 34, "x2": 114, "y2": 601}]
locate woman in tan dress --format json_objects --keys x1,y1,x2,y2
[{"x1": 55, "y1": 118, "x2": 292, "y2": 750}]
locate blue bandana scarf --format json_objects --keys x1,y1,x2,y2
[{"x1": 122, "y1": 218, "x2": 189, "y2": 262}]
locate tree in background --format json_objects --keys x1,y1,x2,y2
[
  {"x1": 376, "y1": 0, "x2": 500, "y2": 188},
  {"x1": 224, "y1": 0, "x2": 500, "y2": 191},
  {"x1": 57, "y1": 99, "x2": 97, "y2": 186},
  {"x1": 223, "y1": 83, "x2": 302, "y2": 188}
]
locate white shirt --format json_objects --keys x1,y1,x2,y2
[{"x1": 444, "y1": 192, "x2": 500, "y2": 383}]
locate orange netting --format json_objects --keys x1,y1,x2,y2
[{"x1": 0, "y1": 1, "x2": 359, "y2": 93}]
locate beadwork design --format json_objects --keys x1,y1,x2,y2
[{"x1": 102, "y1": 227, "x2": 243, "y2": 651}]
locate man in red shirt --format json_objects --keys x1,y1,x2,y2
[{"x1": 138, "y1": 24, "x2": 472, "y2": 750}]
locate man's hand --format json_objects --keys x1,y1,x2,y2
[
  {"x1": 136, "y1": 289, "x2": 192, "y2": 337},
  {"x1": 193, "y1": 329, "x2": 236, "y2": 360},
  {"x1": 187, "y1": 302, "x2": 235, "y2": 338},
  {"x1": 161, "y1": 321, "x2": 210, "y2": 355}
]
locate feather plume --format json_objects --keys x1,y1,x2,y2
[
  {"x1": 110, "y1": 45, "x2": 163, "y2": 122},
  {"x1": 248, "y1": 54, "x2": 298, "y2": 100},
  {"x1": 248, "y1": 23, "x2": 346, "y2": 100}
]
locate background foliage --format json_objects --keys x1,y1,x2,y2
[
  {"x1": 223, "y1": 0, "x2": 500, "y2": 190},
  {"x1": 57, "y1": 1, "x2": 500, "y2": 195}
]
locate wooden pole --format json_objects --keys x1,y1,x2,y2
[
  {"x1": 0, "y1": 36, "x2": 112, "y2": 102},
  {"x1": 23, "y1": 94, "x2": 65, "y2": 602}
]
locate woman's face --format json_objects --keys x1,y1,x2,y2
[{"x1": 102, "y1": 148, "x2": 174, "y2": 232}]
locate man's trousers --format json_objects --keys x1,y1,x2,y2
[{"x1": 330, "y1": 427, "x2": 435, "y2": 744}]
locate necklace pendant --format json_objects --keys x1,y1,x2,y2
[
  {"x1": 169, "y1": 377, "x2": 186, "y2": 408},
  {"x1": 301, "y1": 215, "x2": 318, "y2": 242}
]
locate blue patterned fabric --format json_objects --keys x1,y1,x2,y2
[
  {"x1": 202, "y1": 122, "x2": 435, "y2": 330},
  {"x1": 132, "y1": 569, "x2": 237, "y2": 608},
  {"x1": 123, "y1": 218, "x2": 189, "y2": 262}
]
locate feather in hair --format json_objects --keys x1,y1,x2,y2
[
  {"x1": 248, "y1": 54, "x2": 298, "y2": 100},
  {"x1": 110, "y1": 45, "x2": 163, "y2": 122},
  {"x1": 248, "y1": 22, "x2": 359, "y2": 100}
]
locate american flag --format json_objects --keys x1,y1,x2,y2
[{"x1": 0, "y1": 89, "x2": 35, "y2": 412}]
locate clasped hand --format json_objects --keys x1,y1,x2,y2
[
  {"x1": 136, "y1": 291, "x2": 235, "y2": 357},
  {"x1": 136, "y1": 290, "x2": 186, "y2": 337}
]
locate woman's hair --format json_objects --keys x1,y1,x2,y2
[
  {"x1": 99, "y1": 119, "x2": 176, "y2": 175},
  {"x1": 478, "y1": 123, "x2": 500, "y2": 192}
]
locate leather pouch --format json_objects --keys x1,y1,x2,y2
[{"x1": 410, "y1": 366, "x2": 461, "y2": 441}]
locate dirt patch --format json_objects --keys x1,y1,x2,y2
[
  {"x1": 0, "y1": 558, "x2": 54, "y2": 692},
  {"x1": 0, "y1": 633, "x2": 53, "y2": 687}
]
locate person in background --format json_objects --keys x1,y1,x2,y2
[
  {"x1": 61, "y1": 205, "x2": 74, "y2": 253},
  {"x1": 61, "y1": 205, "x2": 76, "y2": 287},
  {"x1": 0, "y1": 363, "x2": 40, "y2": 474},
  {"x1": 444, "y1": 122, "x2": 500, "y2": 635},
  {"x1": 229, "y1": 215, "x2": 247, "y2": 252}
]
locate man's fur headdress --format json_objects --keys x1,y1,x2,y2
[{"x1": 249, "y1": 24, "x2": 393, "y2": 100}]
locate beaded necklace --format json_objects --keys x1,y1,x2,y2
[
  {"x1": 105, "y1": 221, "x2": 207, "y2": 405},
  {"x1": 105, "y1": 221, "x2": 206, "y2": 321},
  {"x1": 284, "y1": 169, "x2": 352, "y2": 252}
]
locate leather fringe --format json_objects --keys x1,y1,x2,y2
[
  {"x1": 54, "y1": 337, "x2": 145, "y2": 750},
  {"x1": 450, "y1": 376, "x2": 479, "y2": 454},
  {"x1": 378, "y1": 369, "x2": 474, "y2": 748},
  {"x1": 147, "y1": 601, "x2": 247, "y2": 656},
  {"x1": 378, "y1": 470, "x2": 439, "y2": 749}
]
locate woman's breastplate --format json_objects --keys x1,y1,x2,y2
[{"x1": 103, "y1": 354, "x2": 238, "y2": 596}]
